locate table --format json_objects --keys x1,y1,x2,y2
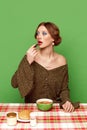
[{"x1": 0, "y1": 103, "x2": 87, "y2": 130}]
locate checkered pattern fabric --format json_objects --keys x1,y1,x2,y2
[{"x1": 0, "y1": 103, "x2": 87, "y2": 130}]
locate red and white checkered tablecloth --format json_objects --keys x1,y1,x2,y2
[{"x1": 0, "y1": 103, "x2": 87, "y2": 130}]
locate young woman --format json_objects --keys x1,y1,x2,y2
[{"x1": 11, "y1": 22, "x2": 79, "y2": 112}]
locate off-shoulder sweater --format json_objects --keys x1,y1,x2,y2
[{"x1": 11, "y1": 55, "x2": 79, "y2": 108}]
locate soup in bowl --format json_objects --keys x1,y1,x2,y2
[{"x1": 36, "y1": 98, "x2": 53, "y2": 111}]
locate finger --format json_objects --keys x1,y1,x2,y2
[
  {"x1": 33, "y1": 43, "x2": 38, "y2": 47},
  {"x1": 27, "y1": 47, "x2": 37, "y2": 54},
  {"x1": 62, "y1": 104, "x2": 67, "y2": 112},
  {"x1": 65, "y1": 104, "x2": 74, "y2": 112},
  {"x1": 68, "y1": 103, "x2": 74, "y2": 112},
  {"x1": 32, "y1": 44, "x2": 38, "y2": 48},
  {"x1": 62, "y1": 102, "x2": 71, "y2": 112},
  {"x1": 31, "y1": 49, "x2": 38, "y2": 56},
  {"x1": 69, "y1": 106, "x2": 74, "y2": 112},
  {"x1": 27, "y1": 44, "x2": 36, "y2": 52}
]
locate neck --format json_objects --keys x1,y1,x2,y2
[{"x1": 39, "y1": 47, "x2": 54, "y2": 59}]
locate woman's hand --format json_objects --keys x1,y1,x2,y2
[
  {"x1": 26, "y1": 44, "x2": 38, "y2": 64},
  {"x1": 62, "y1": 101, "x2": 74, "y2": 112}
]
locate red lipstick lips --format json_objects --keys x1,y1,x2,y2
[{"x1": 38, "y1": 41, "x2": 42, "y2": 45}]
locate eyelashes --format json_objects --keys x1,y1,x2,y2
[
  {"x1": 36, "y1": 31, "x2": 47, "y2": 36},
  {"x1": 36, "y1": 31, "x2": 40, "y2": 35},
  {"x1": 42, "y1": 32, "x2": 47, "y2": 35}
]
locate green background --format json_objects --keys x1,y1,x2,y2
[{"x1": 0, "y1": 0, "x2": 87, "y2": 103}]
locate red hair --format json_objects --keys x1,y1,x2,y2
[{"x1": 35, "y1": 22, "x2": 62, "y2": 46}]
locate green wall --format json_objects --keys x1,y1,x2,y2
[{"x1": 0, "y1": 0, "x2": 87, "y2": 103}]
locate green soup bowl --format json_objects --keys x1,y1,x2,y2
[{"x1": 36, "y1": 98, "x2": 53, "y2": 111}]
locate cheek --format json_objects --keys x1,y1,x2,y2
[{"x1": 44, "y1": 36, "x2": 52, "y2": 42}]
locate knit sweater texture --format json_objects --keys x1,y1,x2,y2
[{"x1": 11, "y1": 55, "x2": 79, "y2": 108}]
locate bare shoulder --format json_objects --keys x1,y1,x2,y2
[{"x1": 55, "y1": 53, "x2": 67, "y2": 66}]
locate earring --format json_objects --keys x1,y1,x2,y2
[{"x1": 52, "y1": 42, "x2": 54, "y2": 46}]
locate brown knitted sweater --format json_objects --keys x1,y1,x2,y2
[{"x1": 11, "y1": 55, "x2": 79, "y2": 108}]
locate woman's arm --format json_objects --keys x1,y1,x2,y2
[
  {"x1": 11, "y1": 55, "x2": 34, "y2": 97},
  {"x1": 59, "y1": 66, "x2": 79, "y2": 112}
]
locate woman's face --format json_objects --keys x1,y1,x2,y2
[{"x1": 36, "y1": 25, "x2": 54, "y2": 48}]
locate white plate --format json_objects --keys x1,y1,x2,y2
[
  {"x1": 17, "y1": 112, "x2": 30, "y2": 122},
  {"x1": 17, "y1": 118, "x2": 30, "y2": 122}
]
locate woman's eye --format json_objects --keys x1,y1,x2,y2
[
  {"x1": 42, "y1": 32, "x2": 47, "y2": 35},
  {"x1": 36, "y1": 31, "x2": 40, "y2": 36}
]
